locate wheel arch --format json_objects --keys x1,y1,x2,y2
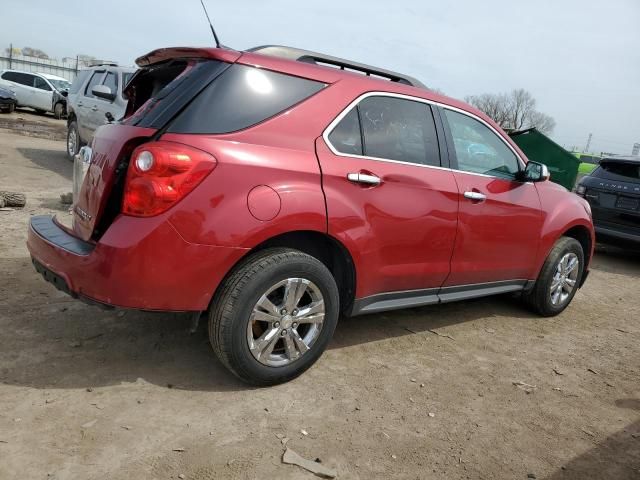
[
  {"x1": 562, "y1": 224, "x2": 593, "y2": 270},
  {"x1": 66, "y1": 112, "x2": 76, "y2": 128},
  {"x1": 210, "y1": 230, "x2": 357, "y2": 316},
  {"x1": 534, "y1": 218, "x2": 594, "y2": 283},
  {"x1": 54, "y1": 101, "x2": 65, "y2": 118}
]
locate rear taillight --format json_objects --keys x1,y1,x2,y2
[{"x1": 123, "y1": 141, "x2": 216, "y2": 217}]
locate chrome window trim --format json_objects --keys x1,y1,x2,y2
[{"x1": 322, "y1": 91, "x2": 526, "y2": 177}]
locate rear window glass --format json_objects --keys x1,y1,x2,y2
[
  {"x1": 69, "y1": 70, "x2": 91, "y2": 94},
  {"x1": 124, "y1": 60, "x2": 190, "y2": 118},
  {"x1": 168, "y1": 64, "x2": 325, "y2": 134},
  {"x1": 600, "y1": 161, "x2": 640, "y2": 180}
]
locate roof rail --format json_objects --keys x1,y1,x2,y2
[
  {"x1": 87, "y1": 61, "x2": 119, "y2": 67},
  {"x1": 247, "y1": 45, "x2": 427, "y2": 89}
]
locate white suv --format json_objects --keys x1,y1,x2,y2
[
  {"x1": 0, "y1": 70, "x2": 71, "y2": 118},
  {"x1": 66, "y1": 65, "x2": 135, "y2": 160}
]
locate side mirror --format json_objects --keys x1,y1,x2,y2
[
  {"x1": 61, "y1": 90, "x2": 68, "y2": 98},
  {"x1": 92, "y1": 85, "x2": 116, "y2": 101},
  {"x1": 518, "y1": 161, "x2": 550, "y2": 182}
]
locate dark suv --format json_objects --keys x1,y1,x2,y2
[
  {"x1": 577, "y1": 156, "x2": 640, "y2": 244},
  {"x1": 27, "y1": 45, "x2": 594, "y2": 385}
]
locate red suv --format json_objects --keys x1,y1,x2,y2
[{"x1": 27, "y1": 45, "x2": 595, "y2": 385}]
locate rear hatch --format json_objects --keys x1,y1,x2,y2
[
  {"x1": 583, "y1": 158, "x2": 640, "y2": 232},
  {"x1": 72, "y1": 48, "x2": 239, "y2": 241}
]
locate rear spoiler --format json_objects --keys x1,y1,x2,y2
[{"x1": 135, "y1": 47, "x2": 241, "y2": 67}]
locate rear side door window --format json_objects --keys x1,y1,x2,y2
[
  {"x1": 359, "y1": 96, "x2": 440, "y2": 166},
  {"x1": 328, "y1": 108, "x2": 363, "y2": 156},
  {"x1": 15, "y1": 73, "x2": 34, "y2": 87},
  {"x1": 443, "y1": 109, "x2": 520, "y2": 179},
  {"x1": 327, "y1": 95, "x2": 441, "y2": 167},
  {"x1": 84, "y1": 71, "x2": 105, "y2": 98}
]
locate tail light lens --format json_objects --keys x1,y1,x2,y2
[{"x1": 123, "y1": 141, "x2": 216, "y2": 217}]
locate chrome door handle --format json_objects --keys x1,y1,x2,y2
[
  {"x1": 347, "y1": 172, "x2": 381, "y2": 186},
  {"x1": 463, "y1": 191, "x2": 486, "y2": 201}
]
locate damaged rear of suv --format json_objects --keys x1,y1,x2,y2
[
  {"x1": 28, "y1": 46, "x2": 594, "y2": 385},
  {"x1": 29, "y1": 47, "x2": 342, "y2": 384}
]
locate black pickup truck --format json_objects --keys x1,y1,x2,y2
[{"x1": 576, "y1": 156, "x2": 640, "y2": 244}]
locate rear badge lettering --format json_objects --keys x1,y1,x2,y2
[{"x1": 74, "y1": 206, "x2": 92, "y2": 221}]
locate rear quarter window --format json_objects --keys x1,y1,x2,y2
[
  {"x1": 4, "y1": 72, "x2": 32, "y2": 86},
  {"x1": 1, "y1": 71, "x2": 18, "y2": 82},
  {"x1": 167, "y1": 64, "x2": 325, "y2": 134}
]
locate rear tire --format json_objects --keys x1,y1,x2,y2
[
  {"x1": 523, "y1": 237, "x2": 584, "y2": 317},
  {"x1": 209, "y1": 248, "x2": 339, "y2": 386}
]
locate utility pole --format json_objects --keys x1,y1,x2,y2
[
  {"x1": 8, "y1": 43, "x2": 12, "y2": 69},
  {"x1": 583, "y1": 133, "x2": 592, "y2": 153}
]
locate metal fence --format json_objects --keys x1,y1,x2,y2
[
  {"x1": 0, "y1": 44, "x2": 116, "y2": 82},
  {"x1": 1, "y1": 55, "x2": 77, "y2": 82}
]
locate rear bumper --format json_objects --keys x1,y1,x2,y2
[{"x1": 27, "y1": 215, "x2": 249, "y2": 311}]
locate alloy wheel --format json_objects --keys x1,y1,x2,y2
[
  {"x1": 67, "y1": 127, "x2": 77, "y2": 157},
  {"x1": 247, "y1": 278, "x2": 325, "y2": 367},
  {"x1": 549, "y1": 252, "x2": 579, "y2": 306}
]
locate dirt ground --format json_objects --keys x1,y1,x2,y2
[{"x1": 0, "y1": 115, "x2": 638, "y2": 480}]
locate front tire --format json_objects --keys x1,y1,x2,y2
[
  {"x1": 54, "y1": 102, "x2": 64, "y2": 120},
  {"x1": 209, "y1": 248, "x2": 339, "y2": 386},
  {"x1": 67, "y1": 121, "x2": 80, "y2": 161},
  {"x1": 524, "y1": 237, "x2": 584, "y2": 317}
]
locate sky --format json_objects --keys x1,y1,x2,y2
[{"x1": 3, "y1": 0, "x2": 639, "y2": 155}]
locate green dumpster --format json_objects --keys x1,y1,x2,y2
[{"x1": 509, "y1": 128, "x2": 580, "y2": 190}]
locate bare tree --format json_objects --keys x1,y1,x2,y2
[
  {"x1": 465, "y1": 89, "x2": 555, "y2": 134},
  {"x1": 464, "y1": 93, "x2": 511, "y2": 127},
  {"x1": 21, "y1": 47, "x2": 49, "y2": 59},
  {"x1": 526, "y1": 110, "x2": 556, "y2": 135},
  {"x1": 508, "y1": 88, "x2": 536, "y2": 131}
]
